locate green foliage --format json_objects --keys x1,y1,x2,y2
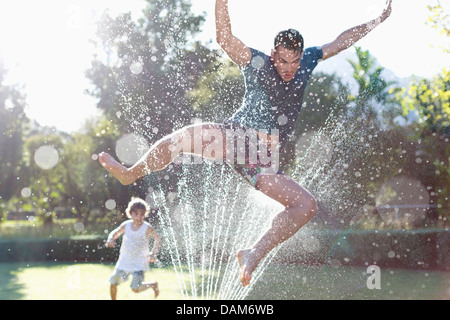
[
  {"x1": 85, "y1": 0, "x2": 215, "y2": 140},
  {"x1": 427, "y1": 0, "x2": 450, "y2": 52},
  {"x1": 62, "y1": 118, "x2": 130, "y2": 224},
  {"x1": 6, "y1": 117, "x2": 133, "y2": 230},
  {"x1": 85, "y1": 0, "x2": 225, "y2": 196},
  {"x1": 188, "y1": 59, "x2": 244, "y2": 122},
  {"x1": 397, "y1": 69, "x2": 450, "y2": 222},
  {"x1": 14, "y1": 135, "x2": 67, "y2": 227},
  {"x1": 0, "y1": 61, "x2": 28, "y2": 203},
  {"x1": 347, "y1": 46, "x2": 401, "y2": 129},
  {"x1": 401, "y1": 69, "x2": 450, "y2": 136},
  {"x1": 299, "y1": 72, "x2": 350, "y2": 133}
]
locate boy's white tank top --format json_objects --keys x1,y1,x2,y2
[{"x1": 116, "y1": 220, "x2": 151, "y2": 272}]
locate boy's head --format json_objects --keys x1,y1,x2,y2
[
  {"x1": 271, "y1": 29, "x2": 304, "y2": 82},
  {"x1": 125, "y1": 198, "x2": 151, "y2": 219}
]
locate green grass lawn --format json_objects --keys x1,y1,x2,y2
[
  {"x1": 0, "y1": 262, "x2": 186, "y2": 300},
  {"x1": 246, "y1": 263, "x2": 450, "y2": 300},
  {"x1": 0, "y1": 262, "x2": 448, "y2": 300}
]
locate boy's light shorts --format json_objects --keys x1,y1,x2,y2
[{"x1": 110, "y1": 269, "x2": 144, "y2": 290}]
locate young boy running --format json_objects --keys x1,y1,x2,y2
[{"x1": 106, "y1": 198, "x2": 162, "y2": 300}]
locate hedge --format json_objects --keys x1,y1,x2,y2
[
  {"x1": 0, "y1": 237, "x2": 119, "y2": 264},
  {"x1": 275, "y1": 228, "x2": 449, "y2": 271},
  {"x1": 1, "y1": 229, "x2": 448, "y2": 271}
]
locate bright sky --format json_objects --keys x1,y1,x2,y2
[{"x1": 0, "y1": 0, "x2": 448, "y2": 133}]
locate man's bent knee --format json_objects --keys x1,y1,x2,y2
[{"x1": 289, "y1": 196, "x2": 317, "y2": 224}]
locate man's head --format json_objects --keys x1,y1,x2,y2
[{"x1": 271, "y1": 29, "x2": 304, "y2": 82}]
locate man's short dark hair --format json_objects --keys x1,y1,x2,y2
[{"x1": 274, "y1": 29, "x2": 304, "y2": 54}]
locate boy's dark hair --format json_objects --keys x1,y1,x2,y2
[
  {"x1": 125, "y1": 198, "x2": 151, "y2": 218},
  {"x1": 274, "y1": 29, "x2": 304, "y2": 54}
]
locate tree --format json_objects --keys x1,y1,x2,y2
[
  {"x1": 0, "y1": 58, "x2": 28, "y2": 209},
  {"x1": 298, "y1": 72, "x2": 350, "y2": 132},
  {"x1": 427, "y1": 0, "x2": 450, "y2": 53},
  {"x1": 188, "y1": 58, "x2": 244, "y2": 123},
  {"x1": 347, "y1": 46, "x2": 400, "y2": 130},
  {"x1": 86, "y1": 0, "x2": 215, "y2": 140},
  {"x1": 17, "y1": 134, "x2": 68, "y2": 228},
  {"x1": 397, "y1": 69, "x2": 450, "y2": 224},
  {"x1": 62, "y1": 117, "x2": 132, "y2": 225},
  {"x1": 85, "y1": 0, "x2": 222, "y2": 195},
  {"x1": 387, "y1": 4, "x2": 450, "y2": 226}
]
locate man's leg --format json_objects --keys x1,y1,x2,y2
[
  {"x1": 98, "y1": 123, "x2": 227, "y2": 185},
  {"x1": 237, "y1": 174, "x2": 317, "y2": 287}
]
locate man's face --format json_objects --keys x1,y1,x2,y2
[{"x1": 271, "y1": 46, "x2": 301, "y2": 82}]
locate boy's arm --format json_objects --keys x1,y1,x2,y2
[
  {"x1": 146, "y1": 226, "x2": 162, "y2": 262},
  {"x1": 106, "y1": 223, "x2": 126, "y2": 248},
  {"x1": 321, "y1": 0, "x2": 393, "y2": 60},
  {"x1": 215, "y1": 0, "x2": 252, "y2": 67}
]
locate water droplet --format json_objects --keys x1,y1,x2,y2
[
  {"x1": 251, "y1": 56, "x2": 265, "y2": 69},
  {"x1": 74, "y1": 222, "x2": 84, "y2": 232},
  {"x1": 21, "y1": 187, "x2": 32, "y2": 198},
  {"x1": 277, "y1": 114, "x2": 288, "y2": 126},
  {"x1": 115, "y1": 133, "x2": 149, "y2": 166},
  {"x1": 130, "y1": 61, "x2": 143, "y2": 75},
  {"x1": 34, "y1": 145, "x2": 59, "y2": 170},
  {"x1": 105, "y1": 199, "x2": 116, "y2": 210}
]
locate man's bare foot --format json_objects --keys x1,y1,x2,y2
[
  {"x1": 153, "y1": 282, "x2": 159, "y2": 298},
  {"x1": 98, "y1": 152, "x2": 134, "y2": 185},
  {"x1": 236, "y1": 249, "x2": 254, "y2": 287}
]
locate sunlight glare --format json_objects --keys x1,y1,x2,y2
[{"x1": 0, "y1": 0, "x2": 144, "y2": 132}]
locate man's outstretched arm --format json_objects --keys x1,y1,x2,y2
[
  {"x1": 321, "y1": 0, "x2": 393, "y2": 60},
  {"x1": 215, "y1": 0, "x2": 251, "y2": 67}
]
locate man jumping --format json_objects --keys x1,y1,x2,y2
[{"x1": 99, "y1": 0, "x2": 393, "y2": 287}]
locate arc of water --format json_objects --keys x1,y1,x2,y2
[{"x1": 154, "y1": 189, "x2": 189, "y2": 299}]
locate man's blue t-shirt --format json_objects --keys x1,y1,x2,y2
[{"x1": 225, "y1": 46, "x2": 323, "y2": 148}]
